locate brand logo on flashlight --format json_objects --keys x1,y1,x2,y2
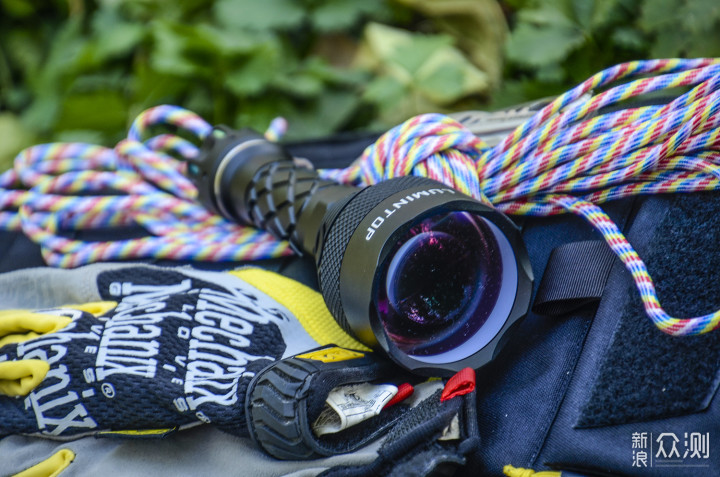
[{"x1": 365, "y1": 188, "x2": 456, "y2": 240}]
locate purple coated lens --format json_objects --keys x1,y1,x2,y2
[{"x1": 374, "y1": 211, "x2": 503, "y2": 356}]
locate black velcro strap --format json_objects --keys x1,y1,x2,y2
[{"x1": 532, "y1": 240, "x2": 616, "y2": 316}]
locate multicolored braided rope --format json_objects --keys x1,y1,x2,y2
[
  {"x1": 1, "y1": 58, "x2": 720, "y2": 337},
  {"x1": 0, "y1": 106, "x2": 292, "y2": 267}
]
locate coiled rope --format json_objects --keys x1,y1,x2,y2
[{"x1": 1, "y1": 58, "x2": 719, "y2": 336}]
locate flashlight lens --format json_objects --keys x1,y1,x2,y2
[{"x1": 375, "y1": 211, "x2": 503, "y2": 356}]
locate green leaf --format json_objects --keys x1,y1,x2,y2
[
  {"x1": 225, "y1": 40, "x2": 283, "y2": 96},
  {"x1": 235, "y1": 94, "x2": 295, "y2": 133},
  {"x1": 391, "y1": 35, "x2": 454, "y2": 78},
  {"x1": 1, "y1": 0, "x2": 35, "y2": 18},
  {"x1": 534, "y1": 63, "x2": 565, "y2": 83},
  {"x1": 42, "y1": 18, "x2": 87, "y2": 74},
  {"x1": 587, "y1": 0, "x2": 627, "y2": 29},
  {"x1": 303, "y1": 56, "x2": 368, "y2": 86},
  {"x1": 214, "y1": 0, "x2": 306, "y2": 31},
  {"x1": 638, "y1": 0, "x2": 720, "y2": 57},
  {"x1": 639, "y1": 0, "x2": 679, "y2": 32},
  {"x1": 114, "y1": 0, "x2": 204, "y2": 22},
  {"x1": 415, "y1": 47, "x2": 489, "y2": 105},
  {"x1": 362, "y1": 23, "x2": 452, "y2": 81},
  {"x1": 486, "y1": 78, "x2": 561, "y2": 110},
  {"x1": 311, "y1": 0, "x2": 386, "y2": 32},
  {"x1": 571, "y1": 0, "x2": 596, "y2": 29},
  {"x1": 98, "y1": 23, "x2": 145, "y2": 59},
  {"x1": 4, "y1": 28, "x2": 44, "y2": 78},
  {"x1": 54, "y1": 129, "x2": 107, "y2": 145},
  {"x1": 680, "y1": 0, "x2": 720, "y2": 33},
  {"x1": 685, "y1": 28, "x2": 720, "y2": 57},
  {"x1": 359, "y1": 21, "x2": 489, "y2": 117},
  {"x1": 518, "y1": 3, "x2": 576, "y2": 29},
  {"x1": 26, "y1": 18, "x2": 86, "y2": 97},
  {"x1": 69, "y1": 70, "x2": 128, "y2": 93},
  {"x1": 200, "y1": 24, "x2": 268, "y2": 56},
  {"x1": 150, "y1": 21, "x2": 218, "y2": 78},
  {"x1": 394, "y1": 0, "x2": 507, "y2": 87},
  {"x1": 183, "y1": 87, "x2": 215, "y2": 122},
  {"x1": 506, "y1": 22, "x2": 585, "y2": 67},
  {"x1": 151, "y1": 26, "x2": 196, "y2": 76},
  {"x1": 57, "y1": 91, "x2": 128, "y2": 134},
  {"x1": 90, "y1": 7, "x2": 146, "y2": 62},
  {"x1": 281, "y1": 89, "x2": 360, "y2": 139},
  {"x1": 21, "y1": 93, "x2": 62, "y2": 134},
  {"x1": 129, "y1": 61, "x2": 192, "y2": 111},
  {"x1": 648, "y1": 26, "x2": 688, "y2": 57},
  {"x1": 0, "y1": 113, "x2": 35, "y2": 172},
  {"x1": 4, "y1": 87, "x2": 31, "y2": 111},
  {"x1": 612, "y1": 27, "x2": 646, "y2": 50},
  {"x1": 363, "y1": 76, "x2": 434, "y2": 127},
  {"x1": 363, "y1": 75, "x2": 407, "y2": 109},
  {"x1": 272, "y1": 73, "x2": 324, "y2": 98}
]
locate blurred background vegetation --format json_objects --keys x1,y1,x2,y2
[{"x1": 1, "y1": 0, "x2": 720, "y2": 171}]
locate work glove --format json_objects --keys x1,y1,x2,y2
[
  {"x1": 0, "y1": 263, "x2": 482, "y2": 477},
  {"x1": 0, "y1": 264, "x2": 371, "y2": 439}
]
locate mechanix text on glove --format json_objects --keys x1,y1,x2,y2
[{"x1": 0, "y1": 266, "x2": 361, "y2": 439}]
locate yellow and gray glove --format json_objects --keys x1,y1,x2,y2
[{"x1": 0, "y1": 265, "x2": 368, "y2": 439}]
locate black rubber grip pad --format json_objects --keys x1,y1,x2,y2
[{"x1": 245, "y1": 347, "x2": 406, "y2": 460}]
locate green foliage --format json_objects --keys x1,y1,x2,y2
[
  {"x1": 0, "y1": 0, "x2": 506, "y2": 171},
  {"x1": 358, "y1": 23, "x2": 490, "y2": 126},
  {"x1": 498, "y1": 0, "x2": 720, "y2": 108},
  {"x1": 1, "y1": 0, "x2": 718, "y2": 172},
  {"x1": 395, "y1": 0, "x2": 507, "y2": 88},
  {"x1": 639, "y1": 0, "x2": 720, "y2": 58}
]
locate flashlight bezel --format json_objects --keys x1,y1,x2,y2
[{"x1": 337, "y1": 184, "x2": 533, "y2": 376}]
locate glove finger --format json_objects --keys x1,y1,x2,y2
[
  {"x1": 13, "y1": 449, "x2": 75, "y2": 477},
  {"x1": 0, "y1": 362, "x2": 56, "y2": 437},
  {"x1": 0, "y1": 302, "x2": 116, "y2": 349},
  {"x1": 0, "y1": 311, "x2": 72, "y2": 348},
  {"x1": 0, "y1": 359, "x2": 50, "y2": 396}
]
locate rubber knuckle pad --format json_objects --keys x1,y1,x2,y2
[{"x1": 245, "y1": 347, "x2": 400, "y2": 460}]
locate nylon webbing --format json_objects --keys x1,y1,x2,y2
[{"x1": 532, "y1": 240, "x2": 616, "y2": 316}]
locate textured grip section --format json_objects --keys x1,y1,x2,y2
[
  {"x1": 245, "y1": 161, "x2": 345, "y2": 249},
  {"x1": 318, "y1": 176, "x2": 442, "y2": 336},
  {"x1": 246, "y1": 357, "x2": 321, "y2": 460},
  {"x1": 246, "y1": 348, "x2": 398, "y2": 460}
]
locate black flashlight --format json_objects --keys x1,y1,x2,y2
[{"x1": 188, "y1": 127, "x2": 533, "y2": 376}]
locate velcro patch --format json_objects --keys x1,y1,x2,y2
[{"x1": 577, "y1": 193, "x2": 720, "y2": 428}]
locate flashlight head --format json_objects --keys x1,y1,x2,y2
[
  {"x1": 317, "y1": 176, "x2": 533, "y2": 376},
  {"x1": 190, "y1": 129, "x2": 532, "y2": 376}
]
